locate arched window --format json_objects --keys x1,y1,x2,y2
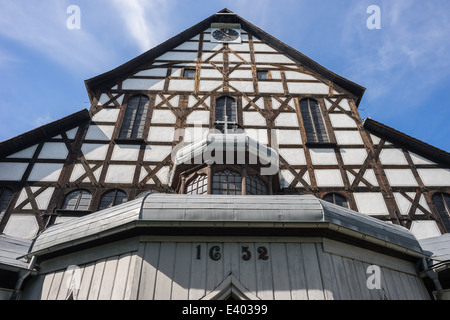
[
  {"x1": 323, "y1": 193, "x2": 349, "y2": 209},
  {"x1": 186, "y1": 175, "x2": 208, "y2": 195},
  {"x1": 433, "y1": 193, "x2": 450, "y2": 230},
  {"x1": 246, "y1": 175, "x2": 268, "y2": 195},
  {"x1": 215, "y1": 96, "x2": 238, "y2": 133},
  {"x1": 299, "y1": 98, "x2": 329, "y2": 143},
  {"x1": 0, "y1": 187, "x2": 13, "y2": 216},
  {"x1": 98, "y1": 189, "x2": 128, "y2": 211},
  {"x1": 119, "y1": 94, "x2": 150, "y2": 139},
  {"x1": 62, "y1": 190, "x2": 92, "y2": 211},
  {"x1": 212, "y1": 170, "x2": 242, "y2": 195}
]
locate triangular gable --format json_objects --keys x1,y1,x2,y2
[
  {"x1": 85, "y1": 8, "x2": 365, "y2": 104},
  {"x1": 200, "y1": 274, "x2": 260, "y2": 300}
]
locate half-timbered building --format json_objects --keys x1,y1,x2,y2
[{"x1": 0, "y1": 9, "x2": 449, "y2": 300}]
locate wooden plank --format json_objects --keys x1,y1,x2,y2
[
  {"x1": 330, "y1": 255, "x2": 352, "y2": 300},
  {"x1": 171, "y1": 242, "x2": 192, "y2": 300},
  {"x1": 270, "y1": 243, "x2": 291, "y2": 300},
  {"x1": 238, "y1": 242, "x2": 257, "y2": 297},
  {"x1": 77, "y1": 262, "x2": 95, "y2": 300},
  {"x1": 285, "y1": 243, "x2": 308, "y2": 300},
  {"x1": 205, "y1": 243, "x2": 224, "y2": 295},
  {"x1": 47, "y1": 270, "x2": 64, "y2": 300},
  {"x1": 341, "y1": 257, "x2": 363, "y2": 300},
  {"x1": 301, "y1": 243, "x2": 324, "y2": 300},
  {"x1": 154, "y1": 242, "x2": 176, "y2": 300},
  {"x1": 111, "y1": 253, "x2": 132, "y2": 300},
  {"x1": 87, "y1": 259, "x2": 106, "y2": 300},
  {"x1": 98, "y1": 256, "x2": 119, "y2": 300},
  {"x1": 390, "y1": 269, "x2": 408, "y2": 299},
  {"x1": 381, "y1": 267, "x2": 400, "y2": 300},
  {"x1": 138, "y1": 242, "x2": 160, "y2": 300},
  {"x1": 314, "y1": 243, "x2": 340, "y2": 300},
  {"x1": 188, "y1": 242, "x2": 207, "y2": 300},
  {"x1": 398, "y1": 272, "x2": 417, "y2": 300},
  {"x1": 255, "y1": 242, "x2": 274, "y2": 300},
  {"x1": 40, "y1": 272, "x2": 55, "y2": 300},
  {"x1": 124, "y1": 251, "x2": 141, "y2": 300}
]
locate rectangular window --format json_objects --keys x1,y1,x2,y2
[
  {"x1": 257, "y1": 70, "x2": 269, "y2": 80},
  {"x1": 183, "y1": 69, "x2": 196, "y2": 79}
]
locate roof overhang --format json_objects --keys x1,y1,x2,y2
[{"x1": 26, "y1": 193, "x2": 426, "y2": 261}]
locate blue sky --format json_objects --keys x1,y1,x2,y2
[{"x1": 0, "y1": 0, "x2": 449, "y2": 151}]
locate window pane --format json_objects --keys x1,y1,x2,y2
[
  {"x1": 323, "y1": 193, "x2": 349, "y2": 209},
  {"x1": 99, "y1": 189, "x2": 128, "y2": 210},
  {"x1": 215, "y1": 96, "x2": 237, "y2": 133},
  {"x1": 62, "y1": 190, "x2": 92, "y2": 211},
  {"x1": 184, "y1": 69, "x2": 196, "y2": 78},
  {"x1": 212, "y1": 170, "x2": 242, "y2": 195},
  {"x1": 246, "y1": 175, "x2": 267, "y2": 195},
  {"x1": 0, "y1": 188, "x2": 13, "y2": 214},
  {"x1": 186, "y1": 175, "x2": 208, "y2": 195},
  {"x1": 120, "y1": 95, "x2": 149, "y2": 139},
  {"x1": 300, "y1": 98, "x2": 329, "y2": 143},
  {"x1": 257, "y1": 71, "x2": 268, "y2": 80}
]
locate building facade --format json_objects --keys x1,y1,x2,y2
[{"x1": 0, "y1": 9, "x2": 449, "y2": 300}]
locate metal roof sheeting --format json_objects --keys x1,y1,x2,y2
[
  {"x1": 28, "y1": 194, "x2": 425, "y2": 258},
  {"x1": 0, "y1": 233, "x2": 32, "y2": 270}
]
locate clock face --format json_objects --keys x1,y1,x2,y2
[{"x1": 212, "y1": 28, "x2": 240, "y2": 42}]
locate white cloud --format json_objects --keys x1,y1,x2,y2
[{"x1": 111, "y1": 0, "x2": 174, "y2": 52}]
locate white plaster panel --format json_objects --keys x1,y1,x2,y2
[
  {"x1": 156, "y1": 166, "x2": 170, "y2": 185},
  {"x1": 334, "y1": 131, "x2": 364, "y2": 145},
  {"x1": 3, "y1": 214, "x2": 39, "y2": 240},
  {"x1": 270, "y1": 71, "x2": 282, "y2": 80},
  {"x1": 385, "y1": 169, "x2": 418, "y2": 187},
  {"x1": 15, "y1": 188, "x2": 28, "y2": 209},
  {"x1": 228, "y1": 81, "x2": 254, "y2": 93},
  {"x1": 105, "y1": 165, "x2": 136, "y2": 184},
  {"x1": 98, "y1": 93, "x2": 110, "y2": 106},
  {"x1": 284, "y1": 71, "x2": 317, "y2": 80},
  {"x1": 28, "y1": 163, "x2": 63, "y2": 182},
  {"x1": 111, "y1": 144, "x2": 141, "y2": 161},
  {"x1": 228, "y1": 42, "x2": 250, "y2": 52},
  {"x1": 156, "y1": 51, "x2": 199, "y2": 61},
  {"x1": 148, "y1": 127, "x2": 175, "y2": 143},
  {"x1": 151, "y1": 110, "x2": 177, "y2": 124},
  {"x1": 38, "y1": 143, "x2": 68, "y2": 160},
  {"x1": 370, "y1": 134, "x2": 381, "y2": 145},
  {"x1": 276, "y1": 129, "x2": 302, "y2": 145},
  {"x1": 274, "y1": 113, "x2": 299, "y2": 127},
  {"x1": 379, "y1": 149, "x2": 408, "y2": 165},
  {"x1": 279, "y1": 148, "x2": 306, "y2": 165},
  {"x1": 287, "y1": 82, "x2": 332, "y2": 95},
  {"x1": 354, "y1": 193, "x2": 389, "y2": 215},
  {"x1": 134, "y1": 68, "x2": 168, "y2": 77},
  {"x1": 309, "y1": 148, "x2": 338, "y2": 165},
  {"x1": 280, "y1": 170, "x2": 295, "y2": 188},
  {"x1": 144, "y1": 145, "x2": 173, "y2": 162},
  {"x1": 417, "y1": 169, "x2": 450, "y2": 186},
  {"x1": 200, "y1": 68, "x2": 223, "y2": 78},
  {"x1": 243, "y1": 112, "x2": 266, "y2": 126},
  {"x1": 229, "y1": 53, "x2": 251, "y2": 63},
  {"x1": 339, "y1": 148, "x2": 367, "y2": 165},
  {"x1": 199, "y1": 80, "x2": 223, "y2": 92},
  {"x1": 254, "y1": 54, "x2": 295, "y2": 64},
  {"x1": 7, "y1": 145, "x2": 38, "y2": 159},
  {"x1": 314, "y1": 169, "x2": 344, "y2": 187},
  {"x1": 245, "y1": 129, "x2": 268, "y2": 145},
  {"x1": 258, "y1": 81, "x2": 284, "y2": 93},
  {"x1": 202, "y1": 42, "x2": 223, "y2": 51},
  {"x1": 122, "y1": 78, "x2": 165, "y2": 91},
  {"x1": 394, "y1": 193, "x2": 414, "y2": 215},
  {"x1": 173, "y1": 41, "x2": 199, "y2": 50},
  {"x1": 168, "y1": 79, "x2": 196, "y2": 92},
  {"x1": 188, "y1": 96, "x2": 210, "y2": 108},
  {"x1": 328, "y1": 114, "x2": 358, "y2": 128},
  {"x1": 186, "y1": 111, "x2": 210, "y2": 124},
  {"x1": 361, "y1": 169, "x2": 378, "y2": 186},
  {"x1": 81, "y1": 144, "x2": 109, "y2": 161},
  {"x1": 70, "y1": 164, "x2": 86, "y2": 182},
  {"x1": 410, "y1": 221, "x2": 442, "y2": 240},
  {"x1": 183, "y1": 127, "x2": 209, "y2": 143},
  {"x1": 229, "y1": 69, "x2": 253, "y2": 79},
  {"x1": 252, "y1": 43, "x2": 277, "y2": 52},
  {"x1": 339, "y1": 99, "x2": 352, "y2": 111},
  {"x1": 409, "y1": 152, "x2": 437, "y2": 165},
  {"x1": 85, "y1": 125, "x2": 115, "y2": 141},
  {"x1": 66, "y1": 127, "x2": 78, "y2": 140},
  {"x1": 92, "y1": 108, "x2": 120, "y2": 123},
  {"x1": 35, "y1": 187, "x2": 55, "y2": 210},
  {"x1": 0, "y1": 162, "x2": 28, "y2": 181}
]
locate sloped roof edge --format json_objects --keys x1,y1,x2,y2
[
  {"x1": 84, "y1": 8, "x2": 365, "y2": 104},
  {"x1": 364, "y1": 118, "x2": 450, "y2": 166},
  {"x1": 0, "y1": 109, "x2": 90, "y2": 159}
]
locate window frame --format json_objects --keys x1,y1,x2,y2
[
  {"x1": 118, "y1": 94, "x2": 150, "y2": 140},
  {"x1": 322, "y1": 192, "x2": 349, "y2": 209},
  {"x1": 256, "y1": 70, "x2": 270, "y2": 80},
  {"x1": 61, "y1": 189, "x2": 93, "y2": 212},
  {"x1": 299, "y1": 98, "x2": 331, "y2": 145},
  {"x1": 98, "y1": 189, "x2": 128, "y2": 211},
  {"x1": 0, "y1": 187, "x2": 13, "y2": 216},
  {"x1": 214, "y1": 96, "x2": 239, "y2": 133},
  {"x1": 432, "y1": 192, "x2": 450, "y2": 231},
  {"x1": 183, "y1": 68, "x2": 196, "y2": 79}
]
